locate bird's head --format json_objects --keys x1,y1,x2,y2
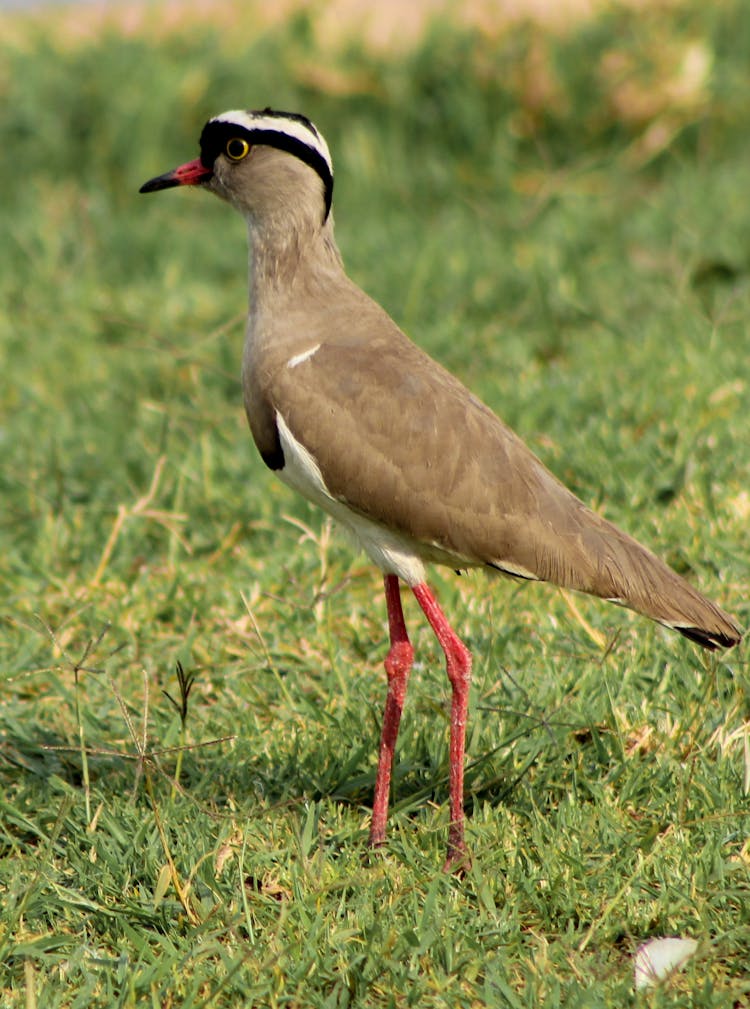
[{"x1": 140, "y1": 108, "x2": 334, "y2": 227}]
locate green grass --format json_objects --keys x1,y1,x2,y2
[{"x1": 1, "y1": 3, "x2": 749, "y2": 1005}]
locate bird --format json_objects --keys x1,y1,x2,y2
[{"x1": 140, "y1": 107, "x2": 742, "y2": 872}]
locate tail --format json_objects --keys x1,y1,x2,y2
[
  {"x1": 578, "y1": 515, "x2": 742, "y2": 651},
  {"x1": 496, "y1": 496, "x2": 743, "y2": 651}
]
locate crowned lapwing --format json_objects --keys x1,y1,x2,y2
[{"x1": 141, "y1": 108, "x2": 741, "y2": 871}]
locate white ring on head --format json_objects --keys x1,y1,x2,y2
[{"x1": 211, "y1": 110, "x2": 332, "y2": 177}]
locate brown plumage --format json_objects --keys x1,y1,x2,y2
[
  {"x1": 141, "y1": 108, "x2": 742, "y2": 871},
  {"x1": 257, "y1": 298, "x2": 739, "y2": 650}
]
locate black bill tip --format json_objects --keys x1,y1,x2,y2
[{"x1": 139, "y1": 171, "x2": 181, "y2": 194}]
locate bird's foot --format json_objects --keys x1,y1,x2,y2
[
  {"x1": 367, "y1": 833, "x2": 386, "y2": 851},
  {"x1": 443, "y1": 837, "x2": 472, "y2": 876}
]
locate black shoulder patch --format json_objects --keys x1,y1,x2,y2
[{"x1": 261, "y1": 441, "x2": 285, "y2": 472}]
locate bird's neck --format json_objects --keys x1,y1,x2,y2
[{"x1": 246, "y1": 213, "x2": 344, "y2": 312}]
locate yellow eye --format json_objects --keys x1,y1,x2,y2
[{"x1": 225, "y1": 137, "x2": 250, "y2": 161}]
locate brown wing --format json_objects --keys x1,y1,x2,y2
[{"x1": 249, "y1": 285, "x2": 741, "y2": 649}]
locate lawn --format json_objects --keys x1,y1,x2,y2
[{"x1": 1, "y1": 2, "x2": 749, "y2": 1006}]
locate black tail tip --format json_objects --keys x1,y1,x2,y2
[{"x1": 674, "y1": 623, "x2": 742, "y2": 651}]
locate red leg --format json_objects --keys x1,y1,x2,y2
[
  {"x1": 368, "y1": 574, "x2": 414, "y2": 849},
  {"x1": 411, "y1": 581, "x2": 472, "y2": 873}
]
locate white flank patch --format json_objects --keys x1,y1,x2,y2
[
  {"x1": 287, "y1": 344, "x2": 320, "y2": 369},
  {"x1": 211, "y1": 110, "x2": 332, "y2": 174},
  {"x1": 633, "y1": 937, "x2": 699, "y2": 990},
  {"x1": 274, "y1": 412, "x2": 330, "y2": 501},
  {"x1": 274, "y1": 411, "x2": 426, "y2": 585}
]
